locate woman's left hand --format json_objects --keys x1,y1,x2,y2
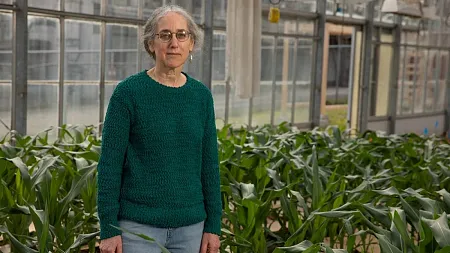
[{"x1": 200, "y1": 232, "x2": 220, "y2": 253}]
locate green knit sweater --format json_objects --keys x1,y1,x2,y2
[{"x1": 97, "y1": 70, "x2": 222, "y2": 240}]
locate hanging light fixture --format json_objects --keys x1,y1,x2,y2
[{"x1": 381, "y1": 0, "x2": 423, "y2": 18}]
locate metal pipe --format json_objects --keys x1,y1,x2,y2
[
  {"x1": 357, "y1": 1, "x2": 374, "y2": 133},
  {"x1": 11, "y1": 0, "x2": 28, "y2": 135},
  {"x1": 335, "y1": 36, "x2": 341, "y2": 105},
  {"x1": 270, "y1": 36, "x2": 278, "y2": 126},
  {"x1": 399, "y1": 40, "x2": 407, "y2": 115},
  {"x1": 201, "y1": 0, "x2": 213, "y2": 90},
  {"x1": 422, "y1": 49, "x2": 430, "y2": 113},
  {"x1": 310, "y1": 0, "x2": 325, "y2": 128},
  {"x1": 411, "y1": 33, "x2": 420, "y2": 114},
  {"x1": 99, "y1": 0, "x2": 106, "y2": 131},
  {"x1": 58, "y1": 17, "x2": 65, "y2": 128},
  {"x1": 290, "y1": 37, "x2": 298, "y2": 124},
  {"x1": 388, "y1": 16, "x2": 402, "y2": 134}
]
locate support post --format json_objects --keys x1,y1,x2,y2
[
  {"x1": 388, "y1": 15, "x2": 402, "y2": 135},
  {"x1": 310, "y1": 0, "x2": 325, "y2": 128},
  {"x1": 445, "y1": 48, "x2": 450, "y2": 137},
  {"x1": 201, "y1": 0, "x2": 213, "y2": 89},
  {"x1": 357, "y1": 1, "x2": 374, "y2": 133},
  {"x1": 11, "y1": 0, "x2": 28, "y2": 135}
]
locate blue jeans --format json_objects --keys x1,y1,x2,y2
[{"x1": 119, "y1": 219, "x2": 204, "y2": 253}]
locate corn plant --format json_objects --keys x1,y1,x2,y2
[{"x1": 1, "y1": 123, "x2": 450, "y2": 253}]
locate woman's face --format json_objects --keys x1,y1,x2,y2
[{"x1": 150, "y1": 12, "x2": 194, "y2": 69}]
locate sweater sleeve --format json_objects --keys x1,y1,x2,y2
[
  {"x1": 97, "y1": 86, "x2": 132, "y2": 240},
  {"x1": 201, "y1": 91, "x2": 222, "y2": 235}
]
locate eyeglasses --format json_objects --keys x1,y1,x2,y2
[{"x1": 156, "y1": 29, "x2": 191, "y2": 42}]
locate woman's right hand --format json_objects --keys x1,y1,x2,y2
[{"x1": 100, "y1": 235, "x2": 122, "y2": 253}]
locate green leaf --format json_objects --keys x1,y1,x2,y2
[
  {"x1": 375, "y1": 233, "x2": 403, "y2": 253},
  {"x1": 422, "y1": 212, "x2": 450, "y2": 248},
  {"x1": 315, "y1": 211, "x2": 358, "y2": 218},
  {"x1": 437, "y1": 189, "x2": 450, "y2": 210},
  {"x1": 434, "y1": 246, "x2": 450, "y2": 253},
  {"x1": 8, "y1": 157, "x2": 32, "y2": 189},
  {"x1": 373, "y1": 186, "x2": 399, "y2": 196},
  {"x1": 311, "y1": 145, "x2": 322, "y2": 210},
  {"x1": 277, "y1": 240, "x2": 316, "y2": 252},
  {"x1": 28, "y1": 205, "x2": 52, "y2": 253},
  {"x1": 31, "y1": 156, "x2": 58, "y2": 187},
  {"x1": 0, "y1": 225, "x2": 38, "y2": 253},
  {"x1": 64, "y1": 232, "x2": 100, "y2": 253},
  {"x1": 392, "y1": 209, "x2": 417, "y2": 252}
]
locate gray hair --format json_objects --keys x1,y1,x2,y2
[{"x1": 142, "y1": 5, "x2": 204, "y2": 60}]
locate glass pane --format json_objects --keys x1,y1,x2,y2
[
  {"x1": 425, "y1": 50, "x2": 448, "y2": 112},
  {"x1": 397, "y1": 47, "x2": 416, "y2": 115},
  {"x1": 182, "y1": 50, "x2": 202, "y2": 80},
  {"x1": 0, "y1": 13, "x2": 12, "y2": 135},
  {"x1": 281, "y1": 0, "x2": 316, "y2": 12},
  {"x1": 436, "y1": 52, "x2": 449, "y2": 111},
  {"x1": 28, "y1": 16, "x2": 60, "y2": 81},
  {"x1": 141, "y1": 48, "x2": 154, "y2": 72},
  {"x1": 64, "y1": 20, "x2": 101, "y2": 126},
  {"x1": 212, "y1": 32, "x2": 225, "y2": 81},
  {"x1": 252, "y1": 36, "x2": 274, "y2": 127},
  {"x1": 351, "y1": 4, "x2": 366, "y2": 19},
  {"x1": 142, "y1": 0, "x2": 163, "y2": 20},
  {"x1": 327, "y1": 35, "x2": 351, "y2": 105},
  {"x1": 0, "y1": 0, "x2": 12, "y2": 4},
  {"x1": 262, "y1": 18, "x2": 314, "y2": 37},
  {"x1": 370, "y1": 33, "x2": 393, "y2": 117},
  {"x1": 401, "y1": 31, "x2": 418, "y2": 46},
  {"x1": 29, "y1": 0, "x2": 60, "y2": 9},
  {"x1": 0, "y1": 83, "x2": 10, "y2": 137},
  {"x1": 106, "y1": 0, "x2": 138, "y2": 18},
  {"x1": 293, "y1": 39, "x2": 312, "y2": 123},
  {"x1": 410, "y1": 48, "x2": 427, "y2": 114},
  {"x1": 0, "y1": 13, "x2": 12, "y2": 80},
  {"x1": 105, "y1": 24, "x2": 138, "y2": 108},
  {"x1": 211, "y1": 32, "x2": 226, "y2": 123},
  {"x1": 65, "y1": 0, "x2": 101, "y2": 15},
  {"x1": 273, "y1": 37, "x2": 296, "y2": 125},
  {"x1": 172, "y1": 0, "x2": 203, "y2": 24},
  {"x1": 212, "y1": 0, "x2": 226, "y2": 26},
  {"x1": 228, "y1": 87, "x2": 250, "y2": 127},
  {"x1": 28, "y1": 16, "x2": 60, "y2": 135}
]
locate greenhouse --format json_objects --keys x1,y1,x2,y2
[{"x1": 0, "y1": 0, "x2": 449, "y2": 252}]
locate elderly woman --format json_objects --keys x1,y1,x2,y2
[{"x1": 96, "y1": 5, "x2": 222, "y2": 253}]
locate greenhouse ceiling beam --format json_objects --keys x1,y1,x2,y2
[{"x1": 11, "y1": 0, "x2": 28, "y2": 135}]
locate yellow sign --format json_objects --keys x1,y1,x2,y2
[{"x1": 268, "y1": 6, "x2": 280, "y2": 23}]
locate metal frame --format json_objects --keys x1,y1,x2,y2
[
  {"x1": 357, "y1": 1, "x2": 374, "y2": 133},
  {"x1": 201, "y1": 0, "x2": 213, "y2": 89},
  {"x1": 310, "y1": 0, "x2": 326, "y2": 128},
  {"x1": 11, "y1": 0, "x2": 27, "y2": 135},
  {"x1": 445, "y1": 48, "x2": 450, "y2": 135},
  {"x1": 387, "y1": 16, "x2": 402, "y2": 134},
  {"x1": 3, "y1": 0, "x2": 450, "y2": 135}
]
